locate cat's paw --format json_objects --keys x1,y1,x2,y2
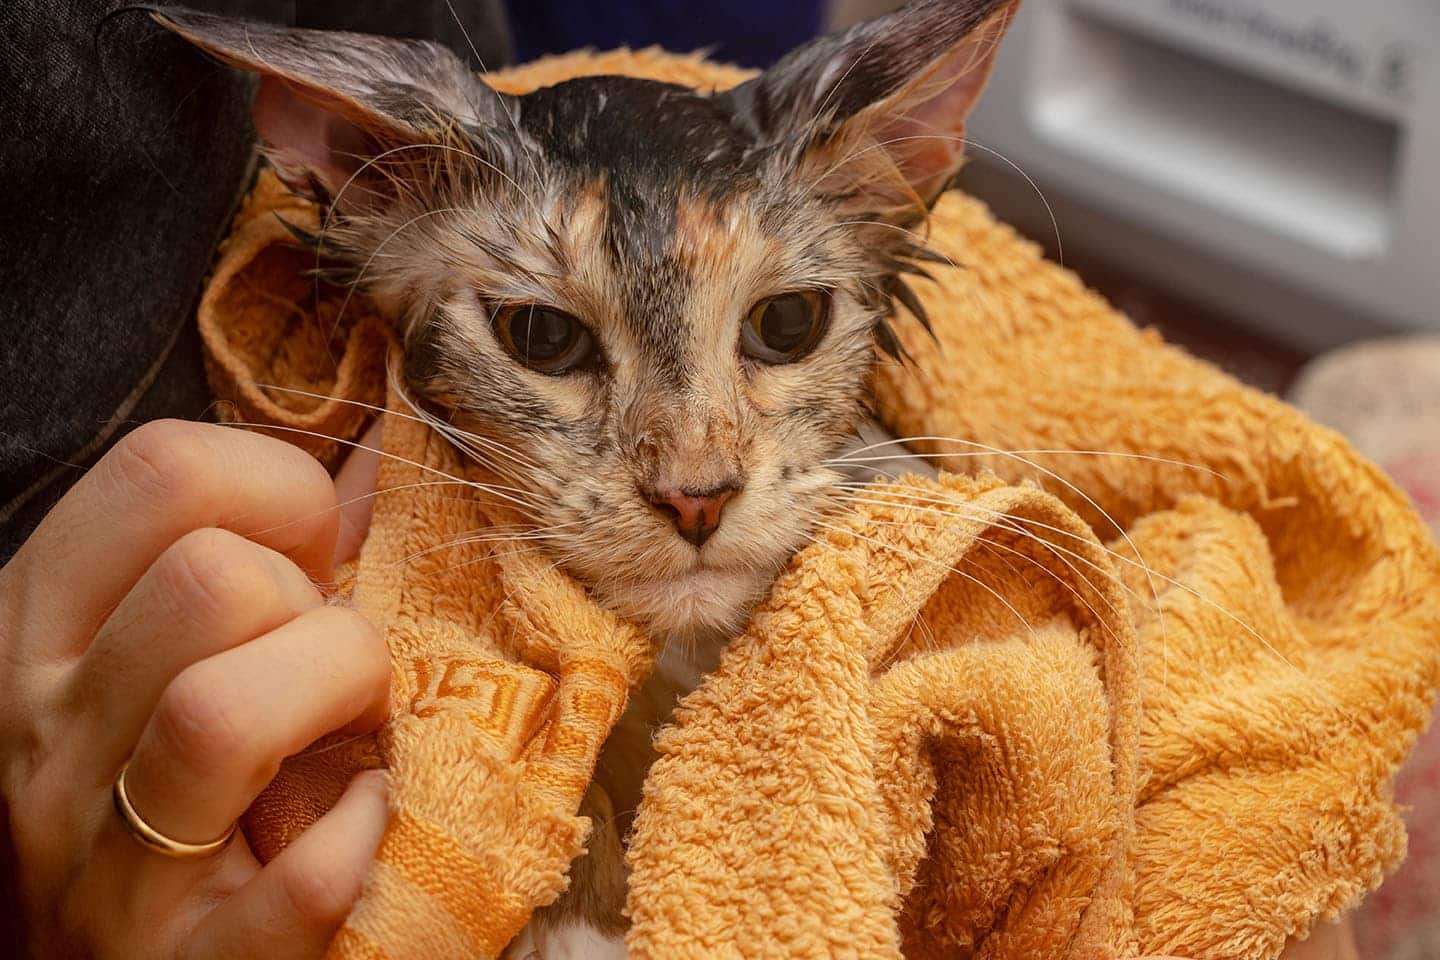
[
  {"x1": 502, "y1": 923, "x2": 541, "y2": 960},
  {"x1": 540, "y1": 920, "x2": 627, "y2": 960},
  {"x1": 504, "y1": 919, "x2": 626, "y2": 960}
]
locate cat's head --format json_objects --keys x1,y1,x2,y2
[{"x1": 156, "y1": 0, "x2": 1017, "y2": 638}]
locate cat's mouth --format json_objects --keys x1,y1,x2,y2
[
  {"x1": 666, "y1": 564, "x2": 751, "y2": 592},
  {"x1": 599, "y1": 563, "x2": 768, "y2": 639}
]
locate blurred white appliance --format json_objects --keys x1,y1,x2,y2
[{"x1": 967, "y1": 0, "x2": 1439, "y2": 346}]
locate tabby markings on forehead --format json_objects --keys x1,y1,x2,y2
[{"x1": 515, "y1": 76, "x2": 764, "y2": 267}]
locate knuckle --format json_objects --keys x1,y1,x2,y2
[
  {"x1": 276, "y1": 853, "x2": 361, "y2": 928},
  {"x1": 151, "y1": 666, "x2": 248, "y2": 774},
  {"x1": 157, "y1": 529, "x2": 269, "y2": 626},
  {"x1": 106, "y1": 420, "x2": 208, "y2": 507}
]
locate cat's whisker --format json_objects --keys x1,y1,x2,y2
[
  {"x1": 386, "y1": 369, "x2": 549, "y2": 476},
  {"x1": 330, "y1": 206, "x2": 470, "y2": 339},
  {"x1": 435, "y1": 0, "x2": 547, "y2": 194},
  {"x1": 241, "y1": 479, "x2": 482, "y2": 545},
  {"x1": 820, "y1": 492, "x2": 1134, "y2": 637},
  {"x1": 805, "y1": 33, "x2": 886, "y2": 140},
  {"x1": 843, "y1": 433, "x2": 1174, "y2": 678},
  {"x1": 822, "y1": 132, "x2": 1065, "y2": 266},
  {"x1": 826, "y1": 447, "x2": 1224, "y2": 480},
  {"x1": 828, "y1": 486, "x2": 1154, "y2": 605},
  {"x1": 833, "y1": 214, "x2": 1016, "y2": 336},
  {"x1": 811, "y1": 519, "x2": 1038, "y2": 640},
  {"x1": 321, "y1": 141, "x2": 532, "y2": 250},
  {"x1": 823, "y1": 486, "x2": 1374, "y2": 728},
  {"x1": 390, "y1": 371, "x2": 544, "y2": 476},
  {"x1": 824, "y1": 483, "x2": 1325, "y2": 702},
  {"x1": 400, "y1": 541, "x2": 557, "y2": 579},
  {"x1": 834, "y1": 504, "x2": 1127, "y2": 636},
  {"x1": 217, "y1": 420, "x2": 547, "y2": 515},
  {"x1": 961, "y1": 137, "x2": 1064, "y2": 267},
  {"x1": 834, "y1": 218, "x2": 965, "y2": 273},
  {"x1": 397, "y1": 526, "x2": 580, "y2": 567},
  {"x1": 459, "y1": 554, "x2": 570, "y2": 644}
]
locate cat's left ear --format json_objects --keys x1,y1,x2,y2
[
  {"x1": 725, "y1": 0, "x2": 1019, "y2": 223},
  {"x1": 150, "y1": 7, "x2": 511, "y2": 211}
]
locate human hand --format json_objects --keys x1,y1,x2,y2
[{"x1": 1, "y1": 420, "x2": 389, "y2": 958}]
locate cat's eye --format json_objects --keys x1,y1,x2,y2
[
  {"x1": 740, "y1": 290, "x2": 829, "y2": 364},
  {"x1": 492, "y1": 303, "x2": 596, "y2": 375}
]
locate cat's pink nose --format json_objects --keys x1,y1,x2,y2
[{"x1": 646, "y1": 484, "x2": 740, "y2": 547}]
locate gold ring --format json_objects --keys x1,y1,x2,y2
[{"x1": 112, "y1": 761, "x2": 236, "y2": 859}]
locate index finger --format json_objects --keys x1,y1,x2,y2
[{"x1": 4, "y1": 420, "x2": 340, "y2": 654}]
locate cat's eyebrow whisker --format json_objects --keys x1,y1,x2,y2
[
  {"x1": 325, "y1": 141, "x2": 531, "y2": 231},
  {"x1": 826, "y1": 447, "x2": 1224, "y2": 480},
  {"x1": 437, "y1": 0, "x2": 545, "y2": 190},
  {"x1": 331, "y1": 205, "x2": 470, "y2": 339},
  {"x1": 832, "y1": 214, "x2": 1006, "y2": 333},
  {"x1": 821, "y1": 132, "x2": 1064, "y2": 267},
  {"x1": 833, "y1": 218, "x2": 965, "y2": 273},
  {"x1": 807, "y1": 35, "x2": 886, "y2": 139},
  {"x1": 960, "y1": 136, "x2": 1063, "y2": 267}
]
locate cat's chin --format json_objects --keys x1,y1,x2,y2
[{"x1": 600, "y1": 566, "x2": 768, "y2": 640}]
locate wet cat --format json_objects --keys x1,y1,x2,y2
[{"x1": 155, "y1": 0, "x2": 1017, "y2": 954}]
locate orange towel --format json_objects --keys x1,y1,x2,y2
[{"x1": 198, "y1": 50, "x2": 1440, "y2": 960}]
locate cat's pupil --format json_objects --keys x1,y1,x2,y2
[
  {"x1": 758, "y1": 294, "x2": 814, "y2": 351},
  {"x1": 512, "y1": 307, "x2": 576, "y2": 361},
  {"x1": 740, "y1": 290, "x2": 827, "y2": 364}
]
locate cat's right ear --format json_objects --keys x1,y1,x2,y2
[
  {"x1": 724, "y1": 0, "x2": 1018, "y2": 226},
  {"x1": 151, "y1": 7, "x2": 511, "y2": 210}
]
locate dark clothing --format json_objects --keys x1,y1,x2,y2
[
  {"x1": 508, "y1": 0, "x2": 824, "y2": 68},
  {"x1": 0, "y1": 1, "x2": 512, "y2": 559}
]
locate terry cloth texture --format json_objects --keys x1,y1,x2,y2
[{"x1": 196, "y1": 50, "x2": 1440, "y2": 960}]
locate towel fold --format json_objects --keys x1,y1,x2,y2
[{"x1": 196, "y1": 49, "x2": 1440, "y2": 960}]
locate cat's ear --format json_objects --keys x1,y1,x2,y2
[
  {"x1": 725, "y1": 0, "x2": 1018, "y2": 223},
  {"x1": 152, "y1": 8, "x2": 508, "y2": 209}
]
